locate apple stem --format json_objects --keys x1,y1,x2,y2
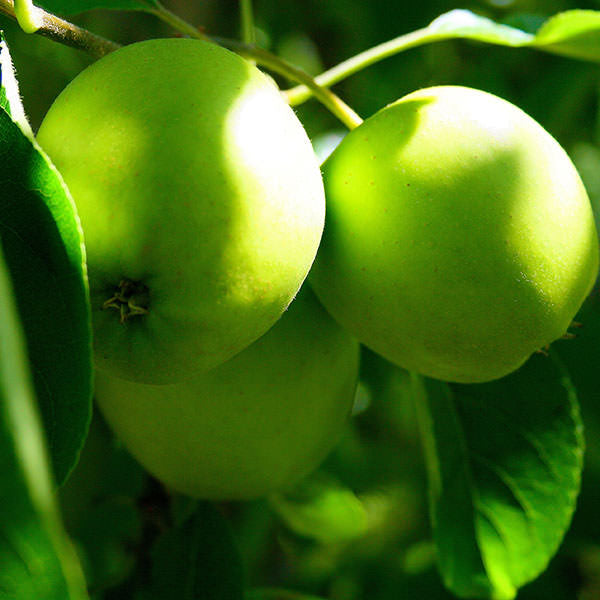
[
  {"x1": 214, "y1": 37, "x2": 364, "y2": 130},
  {"x1": 147, "y1": 1, "x2": 211, "y2": 42},
  {"x1": 283, "y1": 27, "x2": 440, "y2": 107},
  {"x1": 150, "y1": 3, "x2": 363, "y2": 129}
]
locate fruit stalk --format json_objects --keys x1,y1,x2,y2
[
  {"x1": 147, "y1": 1, "x2": 211, "y2": 41},
  {"x1": 215, "y1": 38, "x2": 363, "y2": 129},
  {"x1": 240, "y1": 0, "x2": 256, "y2": 46},
  {"x1": 149, "y1": 2, "x2": 362, "y2": 129},
  {"x1": 283, "y1": 27, "x2": 452, "y2": 106}
]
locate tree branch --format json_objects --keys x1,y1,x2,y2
[{"x1": 0, "y1": 0, "x2": 120, "y2": 58}]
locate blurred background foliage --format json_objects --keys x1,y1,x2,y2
[{"x1": 4, "y1": 0, "x2": 600, "y2": 598}]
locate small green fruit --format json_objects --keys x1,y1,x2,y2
[
  {"x1": 311, "y1": 86, "x2": 599, "y2": 383},
  {"x1": 94, "y1": 287, "x2": 359, "y2": 500},
  {"x1": 37, "y1": 39, "x2": 325, "y2": 384}
]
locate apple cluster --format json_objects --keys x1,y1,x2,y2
[{"x1": 36, "y1": 39, "x2": 599, "y2": 499}]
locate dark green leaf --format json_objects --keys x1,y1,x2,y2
[
  {"x1": 246, "y1": 590, "x2": 326, "y2": 600},
  {"x1": 0, "y1": 245, "x2": 88, "y2": 600},
  {"x1": 144, "y1": 502, "x2": 244, "y2": 600},
  {"x1": 552, "y1": 293, "x2": 600, "y2": 404},
  {"x1": 0, "y1": 105, "x2": 92, "y2": 484},
  {"x1": 37, "y1": 0, "x2": 157, "y2": 14},
  {"x1": 59, "y1": 415, "x2": 146, "y2": 592},
  {"x1": 552, "y1": 290, "x2": 600, "y2": 472},
  {"x1": 413, "y1": 354, "x2": 583, "y2": 599},
  {"x1": 72, "y1": 499, "x2": 142, "y2": 592}
]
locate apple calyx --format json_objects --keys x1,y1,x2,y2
[{"x1": 102, "y1": 279, "x2": 150, "y2": 323}]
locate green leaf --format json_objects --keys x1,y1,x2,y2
[
  {"x1": 143, "y1": 502, "x2": 244, "y2": 600},
  {"x1": 288, "y1": 9, "x2": 600, "y2": 107},
  {"x1": 72, "y1": 499, "x2": 142, "y2": 592},
  {"x1": 427, "y1": 9, "x2": 535, "y2": 47},
  {"x1": 426, "y1": 9, "x2": 600, "y2": 63},
  {"x1": 552, "y1": 293, "x2": 600, "y2": 404},
  {"x1": 552, "y1": 291, "x2": 600, "y2": 468},
  {"x1": 533, "y1": 10, "x2": 600, "y2": 61},
  {"x1": 270, "y1": 475, "x2": 368, "y2": 544},
  {"x1": 246, "y1": 590, "x2": 326, "y2": 600},
  {"x1": 0, "y1": 245, "x2": 88, "y2": 600},
  {"x1": 0, "y1": 103, "x2": 92, "y2": 484},
  {"x1": 59, "y1": 415, "x2": 146, "y2": 592},
  {"x1": 36, "y1": 0, "x2": 157, "y2": 14},
  {"x1": 413, "y1": 353, "x2": 583, "y2": 600}
]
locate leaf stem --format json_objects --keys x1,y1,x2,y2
[
  {"x1": 1, "y1": 0, "x2": 362, "y2": 129},
  {"x1": 240, "y1": 0, "x2": 255, "y2": 46},
  {"x1": 147, "y1": 5, "x2": 362, "y2": 129},
  {"x1": 148, "y1": 1, "x2": 210, "y2": 41},
  {"x1": 0, "y1": 0, "x2": 120, "y2": 57},
  {"x1": 215, "y1": 37, "x2": 363, "y2": 130},
  {"x1": 147, "y1": 3, "x2": 361, "y2": 128},
  {"x1": 283, "y1": 27, "x2": 448, "y2": 106}
]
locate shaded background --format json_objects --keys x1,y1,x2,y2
[{"x1": 4, "y1": 1, "x2": 600, "y2": 598}]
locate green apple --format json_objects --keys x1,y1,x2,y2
[
  {"x1": 311, "y1": 86, "x2": 599, "y2": 383},
  {"x1": 93, "y1": 286, "x2": 359, "y2": 500},
  {"x1": 37, "y1": 38, "x2": 325, "y2": 384}
]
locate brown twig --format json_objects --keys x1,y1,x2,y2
[{"x1": 0, "y1": 0, "x2": 120, "y2": 58}]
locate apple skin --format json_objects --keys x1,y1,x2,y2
[
  {"x1": 311, "y1": 86, "x2": 599, "y2": 383},
  {"x1": 93, "y1": 286, "x2": 359, "y2": 500},
  {"x1": 36, "y1": 38, "x2": 325, "y2": 384}
]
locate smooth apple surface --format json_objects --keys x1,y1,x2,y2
[
  {"x1": 94, "y1": 287, "x2": 360, "y2": 500},
  {"x1": 311, "y1": 86, "x2": 599, "y2": 383},
  {"x1": 37, "y1": 38, "x2": 325, "y2": 384}
]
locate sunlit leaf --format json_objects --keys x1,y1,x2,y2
[
  {"x1": 287, "y1": 8, "x2": 600, "y2": 107},
  {"x1": 533, "y1": 10, "x2": 600, "y2": 61},
  {"x1": 426, "y1": 9, "x2": 600, "y2": 63},
  {"x1": 413, "y1": 353, "x2": 583, "y2": 599},
  {"x1": 427, "y1": 9, "x2": 534, "y2": 46}
]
